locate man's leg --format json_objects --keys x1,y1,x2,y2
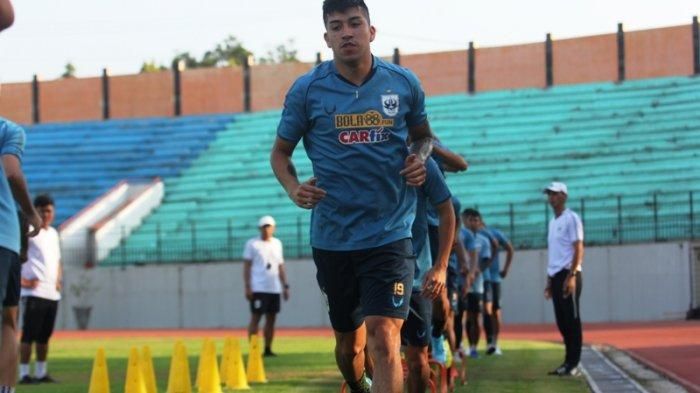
[
  {"x1": 263, "y1": 312, "x2": 276, "y2": 355},
  {"x1": 550, "y1": 271, "x2": 570, "y2": 370},
  {"x1": 248, "y1": 312, "x2": 262, "y2": 339},
  {"x1": 491, "y1": 282, "x2": 502, "y2": 353},
  {"x1": 466, "y1": 293, "x2": 481, "y2": 358},
  {"x1": 335, "y1": 324, "x2": 369, "y2": 391},
  {"x1": 365, "y1": 316, "x2": 404, "y2": 393},
  {"x1": 34, "y1": 298, "x2": 58, "y2": 381},
  {"x1": 0, "y1": 306, "x2": 19, "y2": 388},
  {"x1": 482, "y1": 281, "x2": 494, "y2": 350},
  {"x1": 405, "y1": 346, "x2": 429, "y2": 393}
]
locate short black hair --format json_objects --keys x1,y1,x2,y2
[
  {"x1": 33, "y1": 194, "x2": 54, "y2": 208},
  {"x1": 461, "y1": 208, "x2": 481, "y2": 218},
  {"x1": 322, "y1": 0, "x2": 370, "y2": 24}
]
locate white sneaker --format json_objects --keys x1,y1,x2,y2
[{"x1": 494, "y1": 347, "x2": 502, "y2": 356}]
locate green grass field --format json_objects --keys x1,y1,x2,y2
[{"x1": 19, "y1": 336, "x2": 589, "y2": 392}]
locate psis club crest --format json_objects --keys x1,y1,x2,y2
[{"x1": 381, "y1": 94, "x2": 399, "y2": 117}]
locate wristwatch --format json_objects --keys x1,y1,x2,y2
[{"x1": 284, "y1": 284, "x2": 290, "y2": 289}]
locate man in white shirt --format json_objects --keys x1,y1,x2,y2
[
  {"x1": 19, "y1": 195, "x2": 62, "y2": 384},
  {"x1": 243, "y1": 215, "x2": 289, "y2": 357},
  {"x1": 543, "y1": 182, "x2": 584, "y2": 377}
]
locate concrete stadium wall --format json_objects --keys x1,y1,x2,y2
[
  {"x1": 1, "y1": 23, "x2": 697, "y2": 123},
  {"x1": 55, "y1": 241, "x2": 694, "y2": 330}
]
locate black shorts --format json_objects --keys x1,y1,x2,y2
[
  {"x1": 21, "y1": 296, "x2": 59, "y2": 344},
  {"x1": 313, "y1": 239, "x2": 414, "y2": 333},
  {"x1": 466, "y1": 293, "x2": 482, "y2": 314},
  {"x1": 0, "y1": 247, "x2": 21, "y2": 308},
  {"x1": 401, "y1": 291, "x2": 432, "y2": 347},
  {"x1": 485, "y1": 281, "x2": 502, "y2": 310},
  {"x1": 249, "y1": 292, "x2": 281, "y2": 314}
]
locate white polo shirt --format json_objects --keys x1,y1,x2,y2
[
  {"x1": 243, "y1": 236, "x2": 284, "y2": 294},
  {"x1": 21, "y1": 226, "x2": 62, "y2": 301},
  {"x1": 547, "y1": 208, "x2": 583, "y2": 276}
]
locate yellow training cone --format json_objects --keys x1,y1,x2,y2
[
  {"x1": 246, "y1": 335, "x2": 267, "y2": 383},
  {"x1": 167, "y1": 341, "x2": 192, "y2": 393},
  {"x1": 219, "y1": 338, "x2": 232, "y2": 384},
  {"x1": 195, "y1": 339, "x2": 211, "y2": 388},
  {"x1": 198, "y1": 340, "x2": 222, "y2": 393},
  {"x1": 225, "y1": 339, "x2": 250, "y2": 390},
  {"x1": 88, "y1": 347, "x2": 111, "y2": 393},
  {"x1": 125, "y1": 347, "x2": 147, "y2": 393},
  {"x1": 141, "y1": 346, "x2": 158, "y2": 393}
]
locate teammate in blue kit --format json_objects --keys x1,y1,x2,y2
[
  {"x1": 0, "y1": 117, "x2": 42, "y2": 393},
  {"x1": 482, "y1": 224, "x2": 514, "y2": 355},
  {"x1": 270, "y1": 1, "x2": 438, "y2": 391},
  {"x1": 461, "y1": 209, "x2": 492, "y2": 358},
  {"x1": 402, "y1": 158, "x2": 454, "y2": 393}
]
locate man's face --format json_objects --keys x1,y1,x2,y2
[
  {"x1": 37, "y1": 204, "x2": 55, "y2": 228},
  {"x1": 324, "y1": 7, "x2": 375, "y2": 65},
  {"x1": 465, "y1": 215, "x2": 481, "y2": 232},
  {"x1": 259, "y1": 224, "x2": 275, "y2": 239},
  {"x1": 547, "y1": 191, "x2": 567, "y2": 209}
]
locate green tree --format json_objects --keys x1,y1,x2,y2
[
  {"x1": 199, "y1": 35, "x2": 252, "y2": 67},
  {"x1": 139, "y1": 60, "x2": 167, "y2": 73},
  {"x1": 258, "y1": 39, "x2": 299, "y2": 65},
  {"x1": 61, "y1": 62, "x2": 76, "y2": 78}
]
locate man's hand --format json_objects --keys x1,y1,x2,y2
[
  {"x1": 26, "y1": 210, "x2": 42, "y2": 237},
  {"x1": 500, "y1": 269, "x2": 509, "y2": 279},
  {"x1": 245, "y1": 288, "x2": 253, "y2": 301},
  {"x1": 21, "y1": 277, "x2": 39, "y2": 289},
  {"x1": 421, "y1": 266, "x2": 446, "y2": 300},
  {"x1": 290, "y1": 177, "x2": 326, "y2": 209},
  {"x1": 563, "y1": 275, "x2": 576, "y2": 298},
  {"x1": 283, "y1": 287, "x2": 290, "y2": 301},
  {"x1": 399, "y1": 154, "x2": 426, "y2": 186},
  {"x1": 56, "y1": 281, "x2": 62, "y2": 291},
  {"x1": 544, "y1": 286, "x2": 552, "y2": 300}
]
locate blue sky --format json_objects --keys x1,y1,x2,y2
[{"x1": 0, "y1": 0, "x2": 697, "y2": 83}]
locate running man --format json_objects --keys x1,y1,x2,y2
[
  {"x1": 270, "y1": 1, "x2": 436, "y2": 391},
  {"x1": 402, "y1": 158, "x2": 454, "y2": 393},
  {"x1": 483, "y1": 223, "x2": 514, "y2": 355}
]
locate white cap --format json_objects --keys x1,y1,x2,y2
[
  {"x1": 543, "y1": 181, "x2": 568, "y2": 195},
  {"x1": 258, "y1": 215, "x2": 276, "y2": 227}
]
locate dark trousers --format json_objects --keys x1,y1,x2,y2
[{"x1": 550, "y1": 269, "x2": 582, "y2": 367}]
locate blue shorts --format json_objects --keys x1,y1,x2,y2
[
  {"x1": 313, "y1": 239, "x2": 414, "y2": 333},
  {"x1": 401, "y1": 291, "x2": 432, "y2": 347},
  {"x1": 0, "y1": 247, "x2": 21, "y2": 309}
]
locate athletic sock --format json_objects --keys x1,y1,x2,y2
[
  {"x1": 36, "y1": 361, "x2": 47, "y2": 378},
  {"x1": 0, "y1": 386, "x2": 16, "y2": 393},
  {"x1": 346, "y1": 371, "x2": 371, "y2": 393},
  {"x1": 19, "y1": 364, "x2": 30, "y2": 378}
]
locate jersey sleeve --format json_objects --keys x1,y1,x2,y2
[
  {"x1": 423, "y1": 158, "x2": 451, "y2": 207},
  {"x1": 404, "y1": 69, "x2": 427, "y2": 128},
  {"x1": 0, "y1": 119, "x2": 26, "y2": 161},
  {"x1": 493, "y1": 228, "x2": 510, "y2": 247},
  {"x1": 277, "y1": 79, "x2": 310, "y2": 143},
  {"x1": 242, "y1": 240, "x2": 254, "y2": 260},
  {"x1": 568, "y1": 213, "x2": 584, "y2": 242},
  {"x1": 462, "y1": 229, "x2": 476, "y2": 251}
]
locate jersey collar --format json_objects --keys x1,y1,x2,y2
[{"x1": 331, "y1": 55, "x2": 378, "y2": 87}]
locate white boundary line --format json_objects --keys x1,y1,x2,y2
[
  {"x1": 580, "y1": 363, "x2": 603, "y2": 393},
  {"x1": 589, "y1": 346, "x2": 650, "y2": 393}
]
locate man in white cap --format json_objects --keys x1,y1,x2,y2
[
  {"x1": 543, "y1": 182, "x2": 584, "y2": 377},
  {"x1": 243, "y1": 215, "x2": 289, "y2": 357}
]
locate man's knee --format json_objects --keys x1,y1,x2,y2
[
  {"x1": 366, "y1": 318, "x2": 402, "y2": 358},
  {"x1": 336, "y1": 333, "x2": 364, "y2": 360},
  {"x1": 2, "y1": 307, "x2": 18, "y2": 329}
]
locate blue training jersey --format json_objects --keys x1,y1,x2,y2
[
  {"x1": 486, "y1": 227, "x2": 510, "y2": 283},
  {"x1": 0, "y1": 118, "x2": 25, "y2": 254},
  {"x1": 411, "y1": 158, "x2": 451, "y2": 290},
  {"x1": 277, "y1": 56, "x2": 427, "y2": 251},
  {"x1": 462, "y1": 227, "x2": 493, "y2": 281}
]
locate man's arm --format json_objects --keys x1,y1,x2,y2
[
  {"x1": 243, "y1": 260, "x2": 253, "y2": 301},
  {"x1": 563, "y1": 240, "x2": 584, "y2": 298},
  {"x1": 432, "y1": 143, "x2": 468, "y2": 172},
  {"x1": 3, "y1": 155, "x2": 41, "y2": 235},
  {"x1": 421, "y1": 198, "x2": 455, "y2": 299},
  {"x1": 57, "y1": 259, "x2": 63, "y2": 291},
  {"x1": 0, "y1": 0, "x2": 14, "y2": 32},
  {"x1": 500, "y1": 241, "x2": 515, "y2": 278},
  {"x1": 270, "y1": 137, "x2": 326, "y2": 209},
  {"x1": 401, "y1": 121, "x2": 434, "y2": 186},
  {"x1": 279, "y1": 264, "x2": 289, "y2": 301}
]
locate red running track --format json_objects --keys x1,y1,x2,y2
[
  {"x1": 55, "y1": 321, "x2": 699, "y2": 392},
  {"x1": 502, "y1": 321, "x2": 700, "y2": 393}
]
